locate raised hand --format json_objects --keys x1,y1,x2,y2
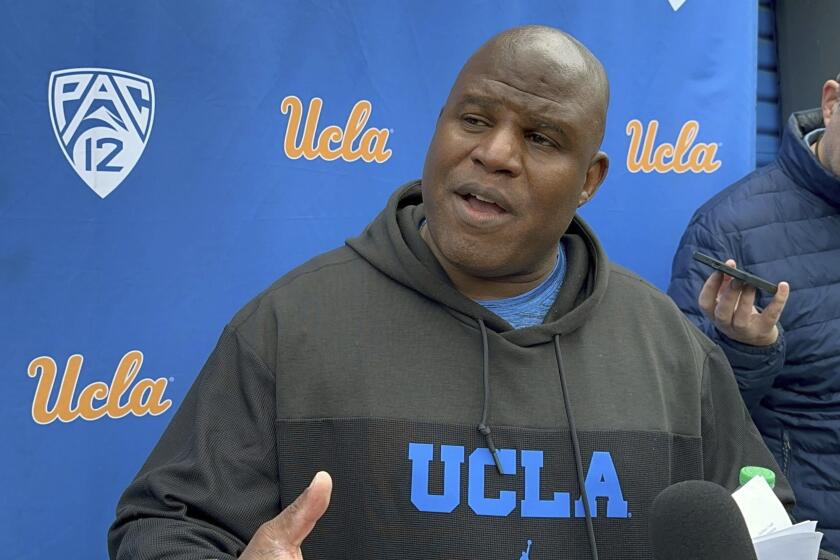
[
  {"x1": 698, "y1": 259, "x2": 790, "y2": 347},
  {"x1": 240, "y1": 471, "x2": 332, "y2": 560}
]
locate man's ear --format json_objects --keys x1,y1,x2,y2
[
  {"x1": 578, "y1": 151, "x2": 609, "y2": 207},
  {"x1": 821, "y1": 79, "x2": 840, "y2": 126}
]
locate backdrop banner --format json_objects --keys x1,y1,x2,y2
[{"x1": 1, "y1": 1, "x2": 757, "y2": 557}]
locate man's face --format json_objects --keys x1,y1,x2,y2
[
  {"x1": 819, "y1": 77, "x2": 840, "y2": 177},
  {"x1": 420, "y1": 47, "x2": 608, "y2": 281}
]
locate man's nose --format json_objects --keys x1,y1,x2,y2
[{"x1": 471, "y1": 125, "x2": 523, "y2": 176}]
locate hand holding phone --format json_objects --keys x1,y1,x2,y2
[
  {"x1": 692, "y1": 252, "x2": 778, "y2": 294},
  {"x1": 692, "y1": 252, "x2": 790, "y2": 347}
]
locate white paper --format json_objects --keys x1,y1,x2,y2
[
  {"x1": 753, "y1": 521, "x2": 818, "y2": 544},
  {"x1": 753, "y1": 531, "x2": 823, "y2": 560},
  {"x1": 732, "y1": 476, "x2": 792, "y2": 538},
  {"x1": 730, "y1": 478, "x2": 821, "y2": 559}
]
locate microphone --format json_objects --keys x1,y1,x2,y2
[{"x1": 650, "y1": 480, "x2": 757, "y2": 560}]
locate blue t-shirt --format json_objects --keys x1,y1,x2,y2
[{"x1": 476, "y1": 243, "x2": 566, "y2": 329}]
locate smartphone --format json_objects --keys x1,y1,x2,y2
[{"x1": 692, "y1": 251, "x2": 778, "y2": 295}]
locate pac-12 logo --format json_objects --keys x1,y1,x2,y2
[{"x1": 49, "y1": 68, "x2": 155, "y2": 198}]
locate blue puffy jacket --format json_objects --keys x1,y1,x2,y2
[{"x1": 668, "y1": 109, "x2": 840, "y2": 552}]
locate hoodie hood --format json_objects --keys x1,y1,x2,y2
[{"x1": 346, "y1": 181, "x2": 610, "y2": 346}]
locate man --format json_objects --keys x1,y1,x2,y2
[
  {"x1": 668, "y1": 74, "x2": 840, "y2": 552},
  {"x1": 110, "y1": 27, "x2": 793, "y2": 559}
]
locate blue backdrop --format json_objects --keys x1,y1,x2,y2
[{"x1": 1, "y1": 1, "x2": 758, "y2": 557}]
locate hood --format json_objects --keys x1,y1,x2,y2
[
  {"x1": 347, "y1": 181, "x2": 610, "y2": 558},
  {"x1": 779, "y1": 109, "x2": 840, "y2": 208},
  {"x1": 345, "y1": 181, "x2": 610, "y2": 346}
]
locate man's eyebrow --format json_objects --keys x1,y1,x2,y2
[
  {"x1": 534, "y1": 121, "x2": 570, "y2": 141},
  {"x1": 457, "y1": 93, "x2": 572, "y2": 141},
  {"x1": 455, "y1": 95, "x2": 500, "y2": 110}
]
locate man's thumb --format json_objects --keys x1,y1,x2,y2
[{"x1": 270, "y1": 471, "x2": 333, "y2": 548}]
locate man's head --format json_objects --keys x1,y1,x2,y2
[
  {"x1": 420, "y1": 26, "x2": 610, "y2": 298},
  {"x1": 817, "y1": 72, "x2": 840, "y2": 177}
]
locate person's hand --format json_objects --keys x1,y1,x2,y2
[
  {"x1": 240, "y1": 471, "x2": 332, "y2": 560},
  {"x1": 698, "y1": 259, "x2": 790, "y2": 347}
]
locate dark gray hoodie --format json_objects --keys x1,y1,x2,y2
[{"x1": 109, "y1": 182, "x2": 793, "y2": 560}]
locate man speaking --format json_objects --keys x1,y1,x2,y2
[{"x1": 109, "y1": 26, "x2": 792, "y2": 559}]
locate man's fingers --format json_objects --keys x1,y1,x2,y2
[
  {"x1": 758, "y1": 281, "x2": 790, "y2": 327},
  {"x1": 272, "y1": 471, "x2": 333, "y2": 548},
  {"x1": 698, "y1": 270, "x2": 724, "y2": 316},
  {"x1": 731, "y1": 284, "x2": 757, "y2": 330},
  {"x1": 239, "y1": 472, "x2": 332, "y2": 560},
  {"x1": 695, "y1": 257, "x2": 788, "y2": 347},
  {"x1": 714, "y1": 276, "x2": 742, "y2": 326}
]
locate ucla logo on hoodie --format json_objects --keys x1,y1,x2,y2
[{"x1": 408, "y1": 443, "x2": 630, "y2": 518}]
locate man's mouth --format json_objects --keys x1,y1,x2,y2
[{"x1": 460, "y1": 192, "x2": 507, "y2": 215}]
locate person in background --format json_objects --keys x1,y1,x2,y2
[{"x1": 668, "y1": 72, "x2": 840, "y2": 553}]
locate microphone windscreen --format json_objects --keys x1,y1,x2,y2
[{"x1": 650, "y1": 480, "x2": 757, "y2": 560}]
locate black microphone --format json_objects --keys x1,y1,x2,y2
[{"x1": 650, "y1": 480, "x2": 757, "y2": 560}]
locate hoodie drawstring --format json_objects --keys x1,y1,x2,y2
[
  {"x1": 554, "y1": 334, "x2": 599, "y2": 560},
  {"x1": 477, "y1": 318, "x2": 505, "y2": 475},
  {"x1": 474, "y1": 320, "x2": 599, "y2": 560}
]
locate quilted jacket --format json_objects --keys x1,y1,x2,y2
[{"x1": 668, "y1": 109, "x2": 840, "y2": 552}]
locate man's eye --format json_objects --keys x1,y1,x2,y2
[
  {"x1": 527, "y1": 132, "x2": 555, "y2": 147},
  {"x1": 462, "y1": 115, "x2": 487, "y2": 127}
]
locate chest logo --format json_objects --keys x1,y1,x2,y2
[
  {"x1": 408, "y1": 442, "x2": 630, "y2": 518},
  {"x1": 518, "y1": 539, "x2": 533, "y2": 559}
]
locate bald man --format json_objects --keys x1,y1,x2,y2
[{"x1": 109, "y1": 26, "x2": 794, "y2": 559}]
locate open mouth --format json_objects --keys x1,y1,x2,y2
[{"x1": 459, "y1": 192, "x2": 507, "y2": 215}]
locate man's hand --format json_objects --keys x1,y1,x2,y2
[
  {"x1": 698, "y1": 259, "x2": 790, "y2": 347},
  {"x1": 240, "y1": 471, "x2": 332, "y2": 560}
]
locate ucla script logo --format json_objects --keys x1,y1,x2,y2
[
  {"x1": 27, "y1": 351, "x2": 172, "y2": 424},
  {"x1": 280, "y1": 96, "x2": 392, "y2": 163},
  {"x1": 408, "y1": 443, "x2": 630, "y2": 518},
  {"x1": 49, "y1": 68, "x2": 155, "y2": 198},
  {"x1": 626, "y1": 119, "x2": 721, "y2": 174}
]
